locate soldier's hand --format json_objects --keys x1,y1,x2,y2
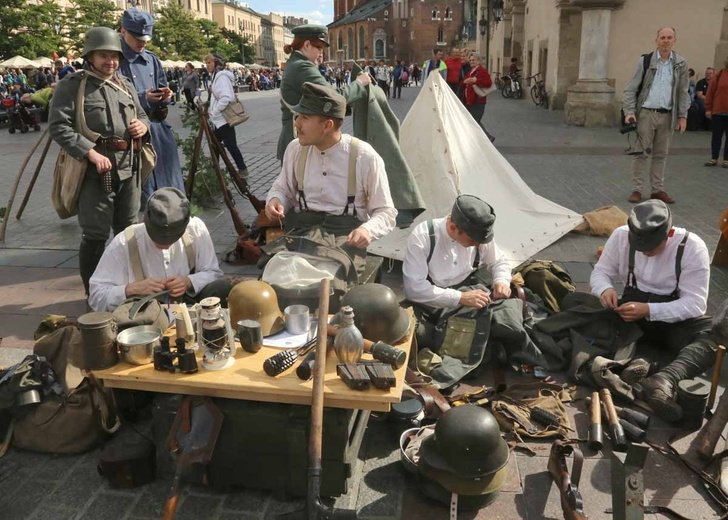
[
  {"x1": 145, "y1": 87, "x2": 165, "y2": 104},
  {"x1": 346, "y1": 227, "x2": 371, "y2": 249},
  {"x1": 625, "y1": 114, "x2": 637, "y2": 124},
  {"x1": 265, "y1": 198, "x2": 286, "y2": 221},
  {"x1": 88, "y1": 149, "x2": 112, "y2": 173},
  {"x1": 615, "y1": 301, "x2": 650, "y2": 322},
  {"x1": 128, "y1": 118, "x2": 147, "y2": 138},
  {"x1": 356, "y1": 73, "x2": 372, "y2": 86},
  {"x1": 599, "y1": 288, "x2": 619, "y2": 309},
  {"x1": 165, "y1": 276, "x2": 191, "y2": 298},
  {"x1": 125, "y1": 277, "x2": 167, "y2": 298},
  {"x1": 460, "y1": 289, "x2": 491, "y2": 308},
  {"x1": 492, "y1": 282, "x2": 511, "y2": 300}
]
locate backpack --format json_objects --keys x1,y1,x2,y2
[
  {"x1": 514, "y1": 260, "x2": 575, "y2": 313},
  {"x1": 621, "y1": 52, "x2": 652, "y2": 126}
]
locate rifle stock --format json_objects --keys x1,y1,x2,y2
[{"x1": 548, "y1": 440, "x2": 588, "y2": 520}]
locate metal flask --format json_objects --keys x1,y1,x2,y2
[{"x1": 333, "y1": 306, "x2": 364, "y2": 364}]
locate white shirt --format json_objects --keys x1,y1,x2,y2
[
  {"x1": 642, "y1": 51, "x2": 674, "y2": 110},
  {"x1": 590, "y1": 226, "x2": 709, "y2": 323},
  {"x1": 267, "y1": 134, "x2": 397, "y2": 241},
  {"x1": 403, "y1": 217, "x2": 512, "y2": 309},
  {"x1": 89, "y1": 217, "x2": 225, "y2": 312},
  {"x1": 375, "y1": 66, "x2": 390, "y2": 82},
  {"x1": 209, "y1": 69, "x2": 236, "y2": 129}
]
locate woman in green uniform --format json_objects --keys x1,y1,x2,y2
[
  {"x1": 277, "y1": 24, "x2": 371, "y2": 161},
  {"x1": 49, "y1": 27, "x2": 150, "y2": 294}
]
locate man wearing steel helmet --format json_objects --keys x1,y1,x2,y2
[
  {"x1": 48, "y1": 27, "x2": 149, "y2": 295},
  {"x1": 89, "y1": 188, "x2": 231, "y2": 313},
  {"x1": 118, "y1": 8, "x2": 185, "y2": 208},
  {"x1": 591, "y1": 199, "x2": 716, "y2": 421}
]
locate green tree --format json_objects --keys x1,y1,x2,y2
[
  {"x1": 64, "y1": 0, "x2": 121, "y2": 56},
  {"x1": 217, "y1": 28, "x2": 256, "y2": 64},
  {"x1": 0, "y1": 0, "x2": 64, "y2": 59},
  {"x1": 151, "y1": 4, "x2": 207, "y2": 60}
]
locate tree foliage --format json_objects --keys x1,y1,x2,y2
[
  {"x1": 0, "y1": 0, "x2": 64, "y2": 59},
  {"x1": 64, "y1": 0, "x2": 121, "y2": 56},
  {"x1": 150, "y1": 4, "x2": 207, "y2": 60}
]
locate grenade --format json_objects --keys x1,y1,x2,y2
[{"x1": 334, "y1": 306, "x2": 364, "y2": 364}]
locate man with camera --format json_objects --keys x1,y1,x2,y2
[
  {"x1": 622, "y1": 27, "x2": 690, "y2": 205},
  {"x1": 119, "y1": 8, "x2": 185, "y2": 208}
]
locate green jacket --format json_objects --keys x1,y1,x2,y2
[
  {"x1": 48, "y1": 70, "x2": 149, "y2": 181},
  {"x1": 277, "y1": 51, "x2": 366, "y2": 160},
  {"x1": 30, "y1": 87, "x2": 53, "y2": 109}
]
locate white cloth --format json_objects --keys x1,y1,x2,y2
[
  {"x1": 590, "y1": 226, "x2": 709, "y2": 323},
  {"x1": 209, "y1": 69, "x2": 236, "y2": 129},
  {"x1": 266, "y1": 134, "x2": 397, "y2": 240},
  {"x1": 375, "y1": 66, "x2": 390, "y2": 83},
  {"x1": 89, "y1": 217, "x2": 225, "y2": 312},
  {"x1": 403, "y1": 217, "x2": 512, "y2": 309}
]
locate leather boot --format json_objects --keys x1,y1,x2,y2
[
  {"x1": 79, "y1": 239, "x2": 107, "y2": 295},
  {"x1": 640, "y1": 339, "x2": 716, "y2": 422}
]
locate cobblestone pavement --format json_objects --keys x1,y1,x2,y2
[{"x1": 2, "y1": 85, "x2": 728, "y2": 519}]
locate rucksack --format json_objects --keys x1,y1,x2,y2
[{"x1": 514, "y1": 260, "x2": 575, "y2": 313}]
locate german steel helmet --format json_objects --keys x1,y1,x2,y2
[
  {"x1": 228, "y1": 280, "x2": 285, "y2": 337},
  {"x1": 82, "y1": 27, "x2": 123, "y2": 58},
  {"x1": 340, "y1": 283, "x2": 410, "y2": 344},
  {"x1": 419, "y1": 406, "x2": 509, "y2": 479}
]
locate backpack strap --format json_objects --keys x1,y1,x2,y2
[
  {"x1": 295, "y1": 145, "x2": 311, "y2": 211},
  {"x1": 182, "y1": 230, "x2": 196, "y2": 275},
  {"x1": 426, "y1": 219, "x2": 436, "y2": 265},
  {"x1": 125, "y1": 226, "x2": 145, "y2": 283},
  {"x1": 343, "y1": 137, "x2": 359, "y2": 217},
  {"x1": 672, "y1": 232, "x2": 689, "y2": 295}
]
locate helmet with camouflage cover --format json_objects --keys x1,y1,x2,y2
[{"x1": 82, "y1": 27, "x2": 123, "y2": 58}]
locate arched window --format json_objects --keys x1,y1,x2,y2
[
  {"x1": 375, "y1": 39, "x2": 384, "y2": 59},
  {"x1": 347, "y1": 27, "x2": 354, "y2": 59},
  {"x1": 358, "y1": 26, "x2": 365, "y2": 58},
  {"x1": 445, "y1": 7, "x2": 452, "y2": 19},
  {"x1": 431, "y1": 8, "x2": 438, "y2": 19},
  {"x1": 338, "y1": 32, "x2": 343, "y2": 51},
  {"x1": 437, "y1": 26, "x2": 444, "y2": 43}
]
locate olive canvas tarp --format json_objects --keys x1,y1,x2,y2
[{"x1": 367, "y1": 72, "x2": 583, "y2": 265}]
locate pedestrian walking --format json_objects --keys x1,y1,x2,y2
[
  {"x1": 460, "y1": 53, "x2": 495, "y2": 142},
  {"x1": 705, "y1": 61, "x2": 728, "y2": 167},
  {"x1": 392, "y1": 60, "x2": 403, "y2": 99},
  {"x1": 182, "y1": 62, "x2": 200, "y2": 110},
  {"x1": 48, "y1": 27, "x2": 150, "y2": 295}
]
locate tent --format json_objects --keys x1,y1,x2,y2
[
  {"x1": 32, "y1": 57, "x2": 53, "y2": 68},
  {"x1": 367, "y1": 72, "x2": 583, "y2": 265},
  {"x1": 0, "y1": 56, "x2": 37, "y2": 68},
  {"x1": 246, "y1": 63, "x2": 263, "y2": 70}
]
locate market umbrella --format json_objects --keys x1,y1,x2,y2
[
  {"x1": 32, "y1": 57, "x2": 54, "y2": 68},
  {"x1": 0, "y1": 56, "x2": 37, "y2": 68},
  {"x1": 246, "y1": 63, "x2": 263, "y2": 70}
]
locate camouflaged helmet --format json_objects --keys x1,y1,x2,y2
[
  {"x1": 419, "y1": 406, "x2": 509, "y2": 479},
  {"x1": 228, "y1": 280, "x2": 285, "y2": 337},
  {"x1": 82, "y1": 27, "x2": 123, "y2": 58},
  {"x1": 339, "y1": 283, "x2": 410, "y2": 344}
]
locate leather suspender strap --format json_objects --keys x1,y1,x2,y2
[
  {"x1": 426, "y1": 219, "x2": 436, "y2": 284},
  {"x1": 181, "y1": 231, "x2": 196, "y2": 274},
  {"x1": 295, "y1": 145, "x2": 310, "y2": 211},
  {"x1": 627, "y1": 244, "x2": 638, "y2": 290},
  {"x1": 674, "y1": 232, "x2": 689, "y2": 291},
  {"x1": 343, "y1": 137, "x2": 359, "y2": 217},
  {"x1": 125, "y1": 227, "x2": 145, "y2": 283}
]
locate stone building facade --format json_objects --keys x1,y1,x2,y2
[
  {"x1": 211, "y1": 0, "x2": 263, "y2": 61},
  {"x1": 327, "y1": 0, "x2": 467, "y2": 66},
  {"x1": 481, "y1": 0, "x2": 728, "y2": 126}
]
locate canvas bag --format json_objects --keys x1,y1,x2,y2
[
  {"x1": 12, "y1": 325, "x2": 120, "y2": 454},
  {"x1": 211, "y1": 73, "x2": 249, "y2": 127},
  {"x1": 470, "y1": 66, "x2": 498, "y2": 98}
]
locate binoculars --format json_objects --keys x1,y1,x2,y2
[{"x1": 154, "y1": 337, "x2": 198, "y2": 374}]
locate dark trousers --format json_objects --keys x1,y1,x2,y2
[
  {"x1": 377, "y1": 79, "x2": 390, "y2": 97},
  {"x1": 636, "y1": 316, "x2": 713, "y2": 355},
  {"x1": 183, "y1": 88, "x2": 195, "y2": 106},
  {"x1": 214, "y1": 124, "x2": 247, "y2": 172},
  {"x1": 711, "y1": 114, "x2": 728, "y2": 160},
  {"x1": 393, "y1": 80, "x2": 402, "y2": 98}
]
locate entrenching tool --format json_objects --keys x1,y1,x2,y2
[
  {"x1": 279, "y1": 278, "x2": 357, "y2": 520},
  {"x1": 600, "y1": 389, "x2": 627, "y2": 452},
  {"x1": 610, "y1": 443, "x2": 649, "y2": 520},
  {"x1": 163, "y1": 397, "x2": 224, "y2": 520},
  {"x1": 696, "y1": 389, "x2": 728, "y2": 460}
]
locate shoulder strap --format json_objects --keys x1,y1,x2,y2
[
  {"x1": 674, "y1": 232, "x2": 689, "y2": 290},
  {"x1": 182, "y1": 230, "x2": 196, "y2": 274},
  {"x1": 627, "y1": 242, "x2": 638, "y2": 289},
  {"x1": 637, "y1": 52, "x2": 652, "y2": 95},
  {"x1": 426, "y1": 219, "x2": 436, "y2": 265},
  {"x1": 125, "y1": 226, "x2": 145, "y2": 283},
  {"x1": 295, "y1": 145, "x2": 310, "y2": 189},
  {"x1": 348, "y1": 137, "x2": 359, "y2": 198}
]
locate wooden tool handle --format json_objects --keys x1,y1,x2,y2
[
  {"x1": 590, "y1": 391, "x2": 601, "y2": 425},
  {"x1": 697, "y1": 390, "x2": 728, "y2": 460},
  {"x1": 309, "y1": 278, "x2": 330, "y2": 467},
  {"x1": 600, "y1": 388, "x2": 619, "y2": 425},
  {"x1": 708, "y1": 345, "x2": 727, "y2": 410},
  {"x1": 162, "y1": 495, "x2": 179, "y2": 520}
]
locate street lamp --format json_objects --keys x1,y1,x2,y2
[
  {"x1": 492, "y1": 0, "x2": 503, "y2": 23},
  {"x1": 478, "y1": 7, "x2": 487, "y2": 37}
]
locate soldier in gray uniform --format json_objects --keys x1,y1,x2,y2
[{"x1": 49, "y1": 27, "x2": 150, "y2": 294}]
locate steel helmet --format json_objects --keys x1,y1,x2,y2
[
  {"x1": 419, "y1": 405, "x2": 509, "y2": 479},
  {"x1": 228, "y1": 280, "x2": 285, "y2": 337},
  {"x1": 340, "y1": 283, "x2": 410, "y2": 344},
  {"x1": 82, "y1": 27, "x2": 123, "y2": 58}
]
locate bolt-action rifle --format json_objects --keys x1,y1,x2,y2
[{"x1": 548, "y1": 440, "x2": 588, "y2": 520}]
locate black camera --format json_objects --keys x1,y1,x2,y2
[{"x1": 620, "y1": 122, "x2": 637, "y2": 134}]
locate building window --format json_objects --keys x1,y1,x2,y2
[
  {"x1": 359, "y1": 26, "x2": 365, "y2": 57},
  {"x1": 205, "y1": 0, "x2": 208, "y2": 14},
  {"x1": 411, "y1": 30, "x2": 414, "y2": 40},
  {"x1": 402, "y1": 20, "x2": 406, "y2": 27},
  {"x1": 437, "y1": 26, "x2": 444, "y2": 43},
  {"x1": 431, "y1": 8, "x2": 439, "y2": 20},
  {"x1": 410, "y1": 7, "x2": 414, "y2": 16},
  {"x1": 374, "y1": 38, "x2": 384, "y2": 59},
  {"x1": 444, "y1": 7, "x2": 451, "y2": 20}
]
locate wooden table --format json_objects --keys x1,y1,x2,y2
[{"x1": 93, "y1": 310, "x2": 414, "y2": 412}]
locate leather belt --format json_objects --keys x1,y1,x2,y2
[
  {"x1": 97, "y1": 138, "x2": 141, "y2": 151},
  {"x1": 643, "y1": 107, "x2": 671, "y2": 113}
]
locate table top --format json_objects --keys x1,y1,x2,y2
[{"x1": 93, "y1": 310, "x2": 414, "y2": 412}]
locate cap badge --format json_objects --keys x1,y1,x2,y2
[{"x1": 323, "y1": 101, "x2": 332, "y2": 113}]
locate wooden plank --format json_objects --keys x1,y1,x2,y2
[{"x1": 94, "y1": 309, "x2": 414, "y2": 412}]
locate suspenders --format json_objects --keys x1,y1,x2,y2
[
  {"x1": 125, "y1": 226, "x2": 196, "y2": 283},
  {"x1": 424, "y1": 219, "x2": 480, "y2": 284},
  {"x1": 295, "y1": 137, "x2": 360, "y2": 217},
  {"x1": 626, "y1": 231, "x2": 689, "y2": 298}
]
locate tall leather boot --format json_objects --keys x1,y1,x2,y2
[
  {"x1": 79, "y1": 239, "x2": 107, "y2": 296},
  {"x1": 639, "y1": 339, "x2": 716, "y2": 422}
]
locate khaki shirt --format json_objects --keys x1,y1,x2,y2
[{"x1": 49, "y1": 70, "x2": 149, "y2": 181}]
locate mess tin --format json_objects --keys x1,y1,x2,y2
[{"x1": 284, "y1": 305, "x2": 310, "y2": 335}]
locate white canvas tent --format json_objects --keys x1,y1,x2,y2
[
  {"x1": 32, "y1": 57, "x2": 53, "y2": 68},
  {"x1": 0, "y1": 56, "x2": 37, "y2": 68},
  {"x1": 368, "y1": 72, "x2": 583, "y2": 265}
]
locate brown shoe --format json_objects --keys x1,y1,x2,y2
[
  {"x1": 621, "y1": 358, "x2": 651, "y2": 385},
  {"x1": 650, "y1": 190, "x2": 675, "y2": 204},
  {"x1": 627, "y1": 191, "x2": 642, "y2": 203},
  {"x1": 639, "y1": 373, "x2": 683, "y2": 422}
]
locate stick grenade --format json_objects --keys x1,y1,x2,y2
[
  {"x1": 585, "y1": 396, "x2": 651, "y2": 430},
  {"x1": 16, "y1": 133, "x2": 53, "y2": 219},
  {"x1": 0, "y1": 128, "x2": 49, "y2": 243},
  {"x1": 326, "y1": 323, "x2": 406, "y2": 368},
  {"x1": 588, "y1": 391, "x2": 603, "y2": 451},
  {"x1": 696, "y1": 390, "x2": 728, "y2": 460},
  {"x1": 600, "y1": 388, "x2": 628, "y2": 451},
  {"x1": 708, "y1": 345, "x2": 727, "y2": 411}
]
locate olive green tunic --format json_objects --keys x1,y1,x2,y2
[{"x1": 277, "y1": 51, "x2": 366, "y2": 160}]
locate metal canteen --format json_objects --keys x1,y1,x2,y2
[
  {"x1": 333, "y1": 306, "x2": 364, "y2": 364},
  {"x1": 117, "y1": 325, "x2": 162, "y2": 365}
]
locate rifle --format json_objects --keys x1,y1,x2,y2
[{"x1": 548, "y1": 440, "x2": 588, "y2": 520}]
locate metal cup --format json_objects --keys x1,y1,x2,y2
[
  {"x1": 238, "y1": 319, "x2": 263, "y2": 353},
  {"x1": 284, "y1": 305, "x2": 310, "y2": 335}
]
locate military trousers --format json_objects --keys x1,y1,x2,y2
[{"x1": 631, "y1": 109, "x2": 673, "y2": 193}]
